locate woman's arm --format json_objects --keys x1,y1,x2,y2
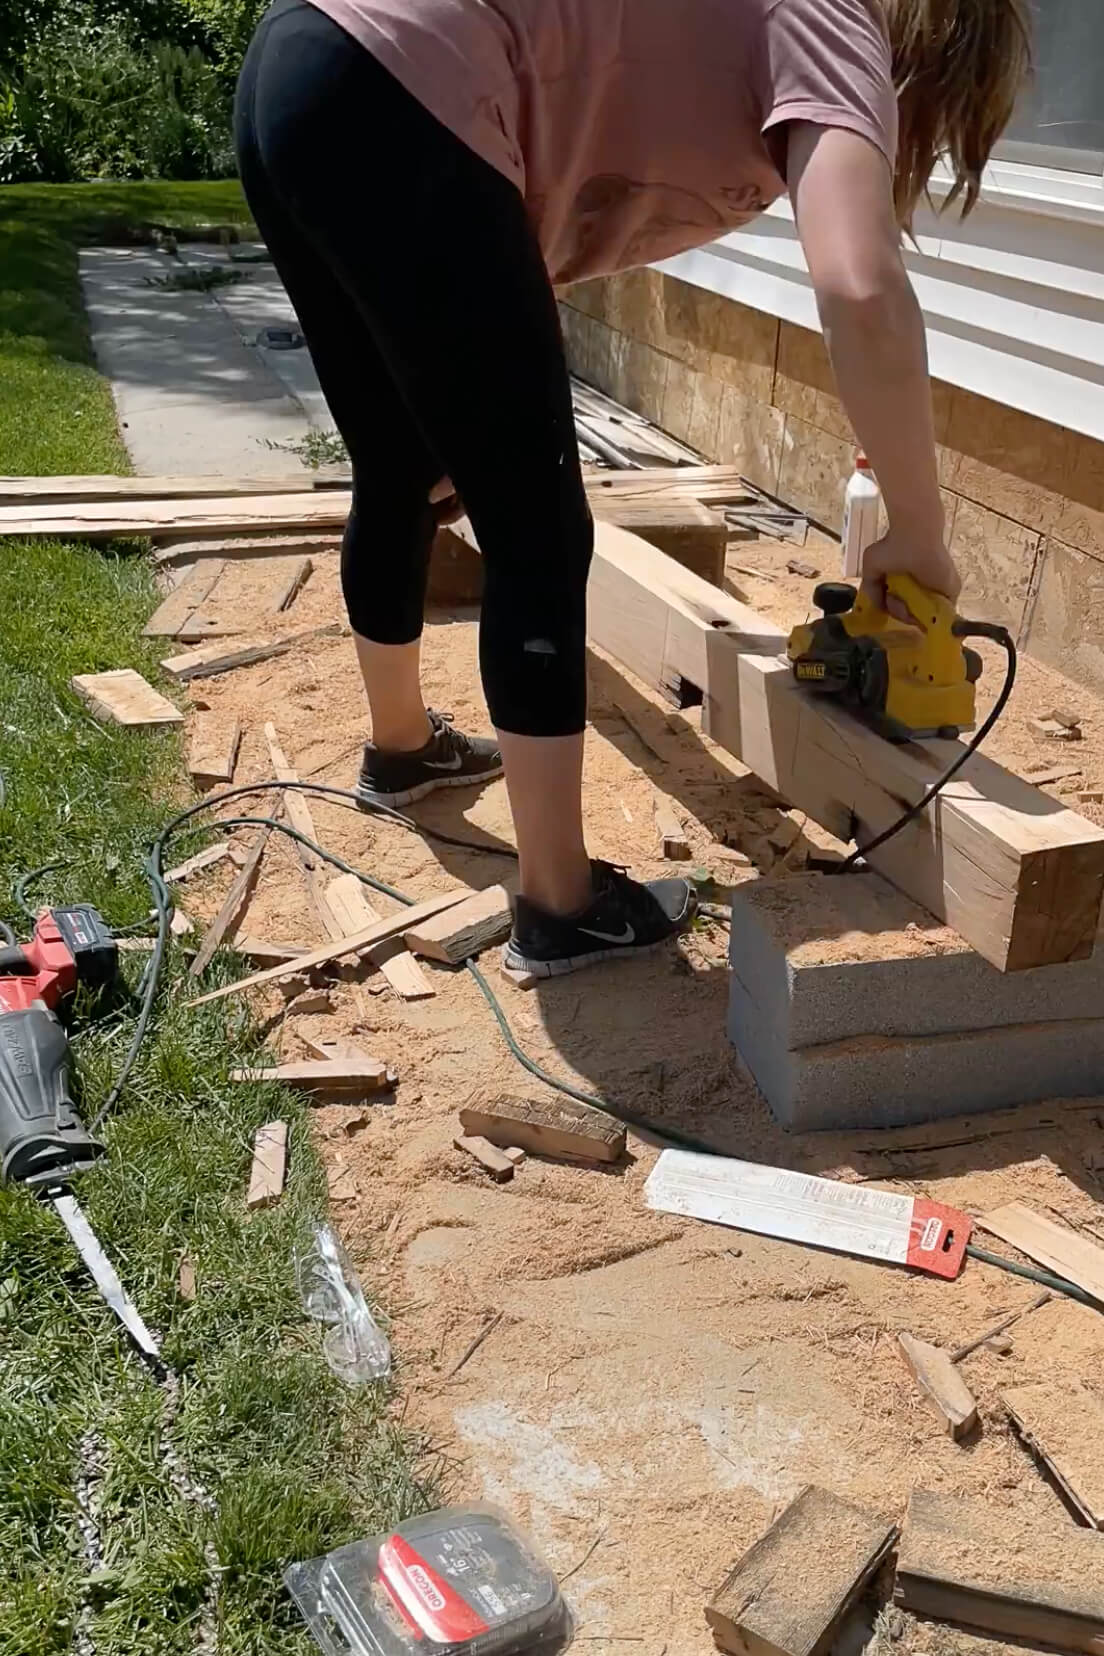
[{"x1": 786, "y1": 122, "x2": 960, "y2": 607}]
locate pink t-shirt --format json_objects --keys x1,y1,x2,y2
[{"x1": 305, "y1": 0, "x2": 897, "y2": 285}]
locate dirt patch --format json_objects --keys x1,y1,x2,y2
[{"x1": 170, "y1": 544, "x2": 1104, "y2": 1653}]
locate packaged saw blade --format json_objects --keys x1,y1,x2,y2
[{"x1": 285, "y1": 1505, "x2": 574, "y2": 1656}]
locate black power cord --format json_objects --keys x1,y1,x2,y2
[{"x1": 836, "y1": 623, "x2": 1017, "y2": 873}]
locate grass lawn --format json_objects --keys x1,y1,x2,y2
[{"x1": 0, "y1": 182, "x2": 430, "y2": 1655}]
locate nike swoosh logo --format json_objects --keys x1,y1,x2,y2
[
  {"x1": 424, "y1": 755, "x2": 464, "y2": 772},
  {"x1": 579, "y1": 923, "x2": 635, "y2": 945}
]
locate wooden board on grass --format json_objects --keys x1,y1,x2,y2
[
  {"x1": 706, "y1": 1485, "x2": 897, "y2": 1656},
  {"x1": 586, "y1": 522, "x2": 1104, "y2": 971},
  {"x1": 71, "y1": 669, "x2": 183, "y2": 727},
  {"x1": 978, "y1": 1202, "x2": 1104, "y2": 1306},
  {"x1": 1003, "y1": 1381, "x2": 1104, "y2": 1528},
  {"x1": 245, "y1": 1120, "x2": 288, "y2": 1211},
  {"x1": 894, "y1": 1488, "x2": 1104, "y2": 1654}
]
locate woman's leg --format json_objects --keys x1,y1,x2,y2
[{"x1": 236, "y1": 3, "x2": 691, "y2": 966}]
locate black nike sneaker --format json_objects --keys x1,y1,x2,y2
[
  {"x1": 503, "y1": 860, "x2": 696, "y2": 980},
  {"x1": 357, "y1": 710, "x2": 503, "y2": 808}
]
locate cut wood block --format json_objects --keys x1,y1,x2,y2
[
  {"x1": 142, "y1": 559, "x2": 226, "y2": 637},
  {"x1": 502, "y1": 1146, "x2": 526, "y2": 1167},
  {"x1": 246, "y1": 1120, "x2": 288, "y2": 1211},
  {"x1": 458, "y1": 1094, "x2": 626, "y2": 1165},
  {"x1": 587, "y1": 524, "x2": 1104, "y2": 970},
  {"x1": 164, "y1": 842, "x2": 233, "y2": 883},
  {"x1": 232, "y1": 936, "x2": 310, "y2": 966},
  {"x1": 404, "y1": 885, "x2": 512, "y2": 964},
  {"x1": 978, "y1": 1202, "x2": 1104, "y2": 1306},
  {"x1": 71, "y1": 669, "x2": 183, "y2": 727},
  {"x1": 0, "y1": 474, "x2": 316, "y2": 506},
  {"x1": 894, "y1": 1487, "x2": 1104, "y2": 1653},
  {"x1": 162, "y1": 622, "x2": 342, "y2": 681},
  {"x1": 454, "y1": 1133, "x2": 515, "y2": 1183},
  {"x1": 187, "y1": 714, "x2": 241, "y2": 784},
  {"x1": 896, "y1": 1333, "x2": 979, "y2": 1439},
  {"x1": 231, "y1": 1059, "x2": 395, "y2": 1095},
  {"x1": 187, "y1": 888, "x2": 468, "y2": 1006},
  {"x1": 653, "y1": 796, "x2": 691, "y2": 861},
  {"x1": 1003, "y1": 1381, "x2": 1104, "y2": 1527},
  {"x1": 154, "y1": 531, "x2": 342, "y2": 566},
  {"x1": 706, "y1": 1484, "x2": 897, "y2": 1656},
  {"x1": 325, "y1": 874, "x2": 435, "y2": 1000},
  {"x1": 269, "y1": 554, "x2": 312, "y2": 612}
]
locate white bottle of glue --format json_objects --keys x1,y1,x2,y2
[{"x1": 841, "y1": 452, "x2": 880, "y2": 579}]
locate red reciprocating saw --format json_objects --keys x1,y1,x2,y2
[{"x1": 0, "y1": 906, "x2": 117, "y2": 1189}]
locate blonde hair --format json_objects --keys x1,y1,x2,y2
[{"x1": 879, "y1": 0, "x2": 1032, "y2": 224}]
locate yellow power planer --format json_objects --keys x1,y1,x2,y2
[{"x1": 787, "y1": 570, "x2": 996, "y2": 742}]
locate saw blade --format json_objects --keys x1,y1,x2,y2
[{"x1": 53, "y1": 1193, "x2": 160, "y2": 1361}]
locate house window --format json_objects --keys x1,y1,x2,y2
[{"x1": 998, "y1": 0, "x2": 1104, "y2": 175}]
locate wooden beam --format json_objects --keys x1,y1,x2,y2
[
  {"x1": 404, "y1": 885, "x2": 512, "y2": 965},
  {"x1": 587, "y1": 523, "x2": 1104, "y2": 969},
  {"x1": 895, "y1": 1488, "x2": 1104, "y2": 1654},
  {"x1": 978, "y1": 1203, "x2": 1104, "y2": 1305},
  {"x1": 186, "y1": 888, "x2": 469, "y2": 1007},
  {"x1": 324, "y1": 874, "x2": 434, "y2": 1002},
  {"x1": 706, "y1": 1485, "x2": 897, "y2": 1656},
  {"x1": 71, "y1": 669, "x2": 183, "y2": 727}
]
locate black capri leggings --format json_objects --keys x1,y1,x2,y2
[{"x1": 234, "y1": 0, "x2": 594, "y2": 737}]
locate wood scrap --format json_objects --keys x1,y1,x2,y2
[
  {"x1": 170, "y1": 909, "x2": 194, "y2": 938},
  {"x1": 325, "y1": 874, "x2": 435, "y2": 1000},
  {"x1": 949, "y1": 1292, "x2": 1051, "y2": 1362},
  {"x1": 188, "y1": 792, "x2": 282, "y2": 977},
  {"x1": 1051, "y1": 707, "x2": 1083, "y2": 730},
  {"x1": 162, "y1": 622, "x2": 342, "y2": 681},
  {"x1": 71, "y1": 669, "x2": 183, "y2": 727},
  {"x1": 458, "y1": 1095, "x2": 626, "y2": 1165},
  {"x1": 1002, "y1": 1381, "x2": 1104, "y2": 1528},
  {"x1": 706, "y1": 1484, "x2": 897, "y2": 1656},
  {"x1": 1030, "y1": 716, "x2": 1082, "y2": 742},
  {"x1": 896, "y1": 1332, "x2": 979, "y2": 1439},
  {"x1": 448, "y1": 1309, "x2": 504, "y2": 1376},
  {"x1": 186, "y1": 888, "x2": 469, "y2": 1006},
  {"x1": 164, "y1": 842, "x2": 233, "y2": 883},
  {"x1": 786, "y1": 557, "x2": 820, "y2": 579},
  {"x1": 232, "y1": 936, "x2": 310, "y2": 967},
  {"x1": 302, "y1": 1035, "x2": 376, "y2": 1063},
  {"x1": 231, "y1": 1058, "x2": 395, "y2": 1095},
  {"x1": 502, "y1": 1147, "x2": 526, "y2": 1167},
  {"x1": 264, "y1": 723, "x2": 342, "y2": 939},
  {"x1": 894, "y1": 1487, "x2": 1104, "y2": 1653},
  {"x1": 178, "y1": 1256, "x2": 197, "y2": 1302},
  {"x1": 403, "y1": 885, "x2": 512, "y2": 964},
  {"x1": 654, "y1": 796, "x2": 691, "y2": 860},
  {"x1": 586, "y1": 525, "x2": 1104, "y2": 971},
  {"x1": 454, "y1": 1134, "x2": 515, "y2": 1183},
  {"x1": 327, "y1": 1162, "x2": 359, "y2": 1203},
  {"x1": 245, "y1": 1120, "x2": 288, "y2": 1211},
  {"x1": 187, "y1": 714, "x2": 241, "y2": 784},
  {"x1": 978, "y1": 1203, "x2": 1104, "y2": 1306},
  {"x1": 1028, "y1": 765, "x2": 1083, "y2": 787},
  {"x1": 154, "y1": 531, "x2": 342, "y2": 567},
  {"x1": 269, "y1": 554, "x2": 312, "y2": 612},
  {"x1": 142, "y1": 559, "x2": 226, "y2": 638}
]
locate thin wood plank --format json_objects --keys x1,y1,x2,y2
[
  {"x1": 142, "y1": 559, "x2": 226, "y2": 637},
  {"x1": 189, "y1": 793, "x2": 281, "y2": 977},
  {"x1": 458, "y1": 1094, "x2": 626, "y2": 1165},
  {"x1": 454, "y1": 1134, "x2": 515, "y2": 1183},
  {"x1": 162, "y1": 622, "x2": 342, "y2": 681},
  {"x1": 1003, "y1": 1381, "x2": 1104, "y2": 1528},
  {"x1": 325, "y1": 873, "x2": 435, "y2": 1001},
  {"x1": 232, "y1": 1059, "x2": 394, "y2": 1094},
  {"x1": 232, "y1": 936, "x2": 310, "y2": 967},
  {"x1": 978, "y1": 1203, "x2": 1104, "y2": 1306},
  {"x1": 164, "y1": 842, "x2": 233, "y2": 883},
  {"x1": 586, "y1": 523, "x2": 1104, "y2": 970},
  {"x1": 0, "y1": 475, "x2": 316, "y2": 506},
  {"x1": 188, "y1": 714, "x2": 241, "y2": 784},
  {"x1": 269, "y1": 555, "x2": 312, "y2": 612},
  {"x1": 895, "y1": 1488, "x2": 1104, "y2": 1654},
  {"x1": 404, "y1": 885, "x2": 512, "y2": 965},
  {"x1": 71, "y1": 669, "x2": 183, "y2": 727},
  {"x1": 186, "y1": 888, "x2": 468, "y2": 1006},
  {"x1": 653, "y1": 795, "x2": 691, "y2": 861},
  {"x1": 153, "y1": 531, "x2": 343, "y2": 566},
  {"x1": 706, "y1": 1484, "x2": 897, "y2": 1656},
  {"x1": 246, "y1": 1120, "x2": 288, "y2": 1211},
  {"x1": 263, "y1": 724, "x2": 340, "y2": 939},
  {"x1": 896, "y1": 1333, "x2": 979, "y2": 1439}
]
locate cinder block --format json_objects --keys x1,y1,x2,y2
[{"x1": 728, "y1": 872, "x2": 1104, "y2": 1130}]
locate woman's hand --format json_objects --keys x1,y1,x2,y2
[{"x1": 860, "y1": 529, "x2": 961, "y2": 625}]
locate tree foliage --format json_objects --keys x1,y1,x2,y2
[{"x1": 0, "y1": 0, "x2": 267, "y2": 182}]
